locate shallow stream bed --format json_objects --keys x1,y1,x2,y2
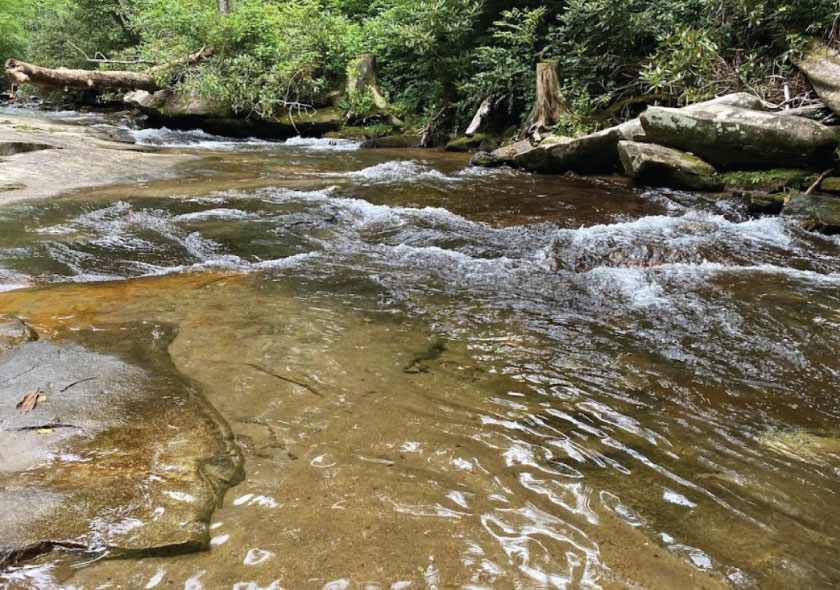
[{"x1": 1, "y1": 112, "x2": 839, "y2": 590}]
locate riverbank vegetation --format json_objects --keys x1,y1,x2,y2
[{"x1": 2, "y1": 0, "x2": 839, "y2": 133}]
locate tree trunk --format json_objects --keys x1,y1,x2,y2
[
  {"x1": 465, "y1": 96, "x2": 493, "y2": 137},
  {"x1": 346, "y1": 54, "x2": 389, "y2": 111},
  {"x1": 5, "y1": 59, "x2": 159, "y2": 92},
  {"x1": 524, "y1": 61, "x2": 572, "y2": 141},
  {"x1": 217, "y1": 0, "x2": 236, "y2": 16}
]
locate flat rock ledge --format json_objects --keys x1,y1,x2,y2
[{"x1": 0, "y1": 334, "x2": 243, "y2": 565}]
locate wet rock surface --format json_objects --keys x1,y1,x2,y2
[{"x1": 0, "y1": 324, "x2": 243, "y2": 565}]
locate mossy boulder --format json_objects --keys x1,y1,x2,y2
[
  {"x1": 324, "y1": 126, "x2": 367, "y2": 140},
  {"x1": 819, "y1": 176, "x2": 840, "y2": 194},
  {"x1": 445, "y1": 134, "x2": 495, "y2": 152},
  {"x1": 618, "y1": 141, "x2": 722, "y2": 191},
  {"x1": 468, "y1": 151, "x2": 503, "y2": 167},
  {"x1": 640, "y1": 105, "x2": 839, "y2": 169},
  {"x1": 360, "y1": 134, "x2": 422, "y2": 148},
  {"x1": 748, "y1": 192, "x2": 789, "y2": 215},
  {"x1": 127, "y1": 89, "x2": 342, "y2": 139},
  {"x1": 716, "y1": 169, "x2": 819, "y2": 193},
  {"x1": 514, "y1": 126, "x2": 625, "y2": 174},
  {"x1": 782, "y1": 192, "x2": 840, "y2": 233}
]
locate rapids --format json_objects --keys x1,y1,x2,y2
[{"x1": 0, "y1": 109, "x2": 839, "y2": 590}]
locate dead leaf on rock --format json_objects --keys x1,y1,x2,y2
[{"x1": 15, "y1": 389, "x2": 43, "y2": 414}]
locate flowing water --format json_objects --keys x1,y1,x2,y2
[{"x1": 1, "y1": 110, "x2": 839, "y2": 590}]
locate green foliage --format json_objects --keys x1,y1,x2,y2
[
  {"x1": 457, "y1": 7, "x2": 546, "y2": 125},
  {"x1": 0, "y1": 0, "x2": 27, "y2": 87},
  {"x1": 9, "y1": 0, "x2": 840, "y2": 128}
]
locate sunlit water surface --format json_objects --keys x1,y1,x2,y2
[{"x1": 1, "y1": 111, "x2": 839, "y2": 590}]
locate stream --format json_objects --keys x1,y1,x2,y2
[{"x1": 1, "y1": 109, "x2": 839, "y2": 590}]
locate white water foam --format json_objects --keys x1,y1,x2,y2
[
  {"x1": 283, "y1": 136, "x2": 360, "y2": 151},
  {"x1": 129, "y1": 127, "x2": 276, "y2": 150}
]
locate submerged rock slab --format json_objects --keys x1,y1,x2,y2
[
  {"x1": 618, "y1": 140, "x2": 720, "y2": 191},
  {"x1": 0, "y1": 336, "x2": 243, "y2": 564},
  {"x1": 640, "y1": 105, "x2": 838, "y2": 169}
]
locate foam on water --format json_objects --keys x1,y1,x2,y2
[
  {"x1": 129, "y1": 127, "x2": 277, "y2": 150},
  {"x1": 282, "y1": 136, "x2": 361, "y2": 151}
]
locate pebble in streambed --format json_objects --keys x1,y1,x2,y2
[{"x1": 0, "y1": 322, "x2": 243, "y2": 566}]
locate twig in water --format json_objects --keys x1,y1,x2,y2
[{"x1": 244, "y1": 363, "x2": 324, "y2": 397}]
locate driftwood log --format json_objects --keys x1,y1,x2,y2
[
  {"x1": 5, "y1": 59, "x2": 159, "y2": 92},
  {"x1": 524, "y1": 61, "x2": 572, "y2": 140},
  {"x1": 4, "y1": 47, "x2": 213, "y2": 93},
  {"x1": 465, "y1": 97, "x2": 493, "y2": 137}
]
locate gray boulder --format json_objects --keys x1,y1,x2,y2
[
  {"x1": 640, "y1": 105, "x2": 838, "y2": 169},
  {"x1": 0, "y1": 333, "x2": 243, "y2": 564},
  {"x1": 618, "y1": 141, "x2": 721, "y2": 191},
  {"x1": 798, "y1": 41, "x2": 840, "y2": 116},
  {"x1": 615, "y1": 92, "x2": 766, "y2": 145},
  {"x1": 782, "y1": 192, "x2": 840, "y2": 234},
  {"x1": 514, "y1": 127, "x2": 624, "y2": 174}
]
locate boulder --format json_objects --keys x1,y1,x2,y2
[
  {"x1": 640, "y1": 105, "x2": 839, "y2": 169},
  {"x1": 468, "y1": 151, "x2": 502, "y2": 167},
  {"x1": 0, "y1": 327, "x2": 243, "y2": 565},
  {"x1": 819, "y1": 176, "x2": 840, "y2": 194},
  {"x1": 797, "y1": 41, "x2": 840, "y2": 116},
  {"x1": 618, "y1": 141, "x2": 721, "y2": 191},
  {"x1": 360, "y1": 134, "x2": 422, "y2": 148},
  {"x1": 716, "y1": 169, "x2": 819, "y2": 193},
  {"x1": 782, "y1": 192, "x2": 840, "y2": 234},
  {"x1": 514, "y1": 127, "x2": 624, "y2": 174},
  {"x1": 445, "y1": 134, "x2": 495, "y2": 152},
  {"x1": 128, "y1": 89, "x2": 342, "y2": 140},
  {"x1": 487, "y1": 139, "x2": 536, "y2": 166},
  {"x1": 613, "y1": 93, "x2": 766, "y2": 145}
]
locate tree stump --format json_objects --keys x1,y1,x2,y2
[
  {"x1": 524, "y1": 61, "x2": 572, "y2": 140},
  {"x1": 346, "y1": 54, "x2": 402, "y2": 126}
]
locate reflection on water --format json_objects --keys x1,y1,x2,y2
[{"x1": 1, "y1": 113, "x2": 840, "y2": 590}]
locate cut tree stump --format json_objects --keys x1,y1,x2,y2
[{"x1": 524, "y1": 61, "x2": 572, "y2": 141}]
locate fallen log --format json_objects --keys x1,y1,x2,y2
[
  {"x1": 4, "y1": 47, "x2": 214, "y2": 93},
  {"x1": 5, "y1": 59, "x2": 159, "y2": 92}
]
